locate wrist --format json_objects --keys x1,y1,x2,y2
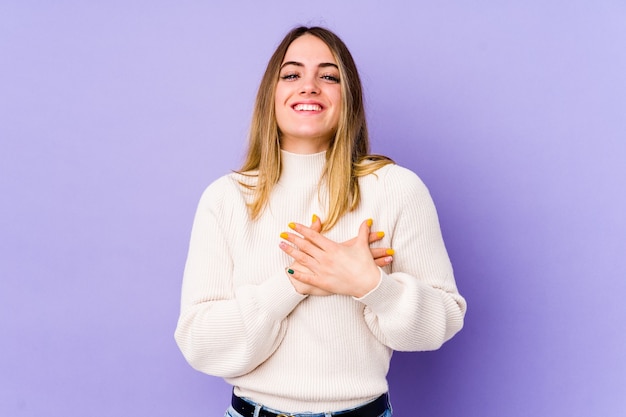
[{"x1": 353, "y1": 267, "x2": 382, "y2": 298}]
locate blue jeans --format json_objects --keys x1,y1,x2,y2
[{"x1": 224, "y1": 395, "x2": 392, "y2": 417}]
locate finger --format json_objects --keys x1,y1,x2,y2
[
  {"x1": 368, "y1": 231, "x2": 385, "y2": 244},
  {"x1": 310, "y1": 214, "x2": 322, "y2": 233},
  {"x1": 287, "y1": 222, "x2": 333, "y2": 252},
  {"x1": 357, "y1": 218, "x2": 373, "y2": 245},
  {"x1": 279, "y1": 236, "x2": 320, "y2": 267},
  {"x1": 278, "y1": 239, "x2": 296, "y2": 255},
  {"x1": 343, "y1": 230, "x2": 384, "y2": 246},
  {"x1": 284, "y1": 262, "x2": 333, "y2": 296},
  {"x1": 374, "y1": 256, "x2": 393, "y2": 267},
  {"x1": 286, "y1": 266, "x2": 324, "y2": 289},
  {"x1": 371, "y1": 247, "x2": 395, "y2": 260}
]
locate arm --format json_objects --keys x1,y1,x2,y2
[
  {"x1": 358, "y1": 168, "x2": 466, "y2": 351},
  {"x1": 174, "y1": 180, "x2": 305, "y2": 378}
]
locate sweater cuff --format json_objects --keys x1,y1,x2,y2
[
  {"x1": 353, "y1": 268, "x2": 403, "y2": 312},
  {"x1": 255, "y1": 271, "x2": 307, "y2": 321}
]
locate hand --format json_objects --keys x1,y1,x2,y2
[
  {"x1": 348, "y1": 231, "x2": 394, "y2": 268},
  {"x1": 280, "y1": 218, "x2": 386, "y2": 298}
]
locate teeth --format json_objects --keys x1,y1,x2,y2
[{"x1": 294, "y1": 103, "x2": 322, "y2": 111}]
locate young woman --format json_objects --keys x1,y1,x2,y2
[{"x1": 175, "y1": 26, "x2": 466, "y2": 417}]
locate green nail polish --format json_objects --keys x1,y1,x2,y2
[{"x1": 287, "y1": 269, "x2": 294, "y2": 274}]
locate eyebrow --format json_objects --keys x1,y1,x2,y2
[{"x1": 280, "y1": 61, "x2": 339, "y2": 70}]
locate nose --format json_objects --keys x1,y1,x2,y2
[{"x1": 299, "y1": 74, "x2": 320, "y2": 95}]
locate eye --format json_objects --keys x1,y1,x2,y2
[
  {"x1": 321, "y1": 74, "x2": 340, "y2": 83},
  {"x1": 280, "y1": 72, "x2": 299, "y2": 81}
]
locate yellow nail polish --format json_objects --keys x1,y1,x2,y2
[
  {"x1": 312, "y1": 214, "x2": 318, "y2": 223},
  {"x1": 366, "y1": 219, "x2": 373, "y2": 227},
  {"x1": 377, "y1": 231, "x2": 385, "y2": 238},
  {"x1": 280, "y1": 232, "x2": 289, "y2": 239},
  {"x1": 386, "y1": 249, "x2": 395, "y2": 255},
  {"x1": 288, "y1": 222, "x2": 296, "y2": 230}
]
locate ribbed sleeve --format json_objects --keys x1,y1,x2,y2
[
  {"x1": 356, "y1": 165, "x2": 466, "y2": 351},
  {"x1": 174, "y1": 177, "x2": 306, "y2": 378}
]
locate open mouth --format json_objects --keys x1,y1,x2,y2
[{"x1": 293, "y1": 103, "x2": 323, "y2": 111}]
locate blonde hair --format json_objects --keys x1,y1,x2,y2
[{"x1": 239, "y1": 26, "x2": 393, "y2": 231}]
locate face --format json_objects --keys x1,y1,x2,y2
[{"x1": 275, "y1": 34, "x2": 342, "y2": 153}]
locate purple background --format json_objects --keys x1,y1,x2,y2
[{"x1": 1, "y1": 1, "x2": 625, "y2": 416}]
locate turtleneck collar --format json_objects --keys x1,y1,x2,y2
[{"x1": 277, "y1": 149, "x2": 327, "y2": 187}]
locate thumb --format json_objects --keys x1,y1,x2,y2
[
  {"x1": 310, "y1": 213, "x2": 323, "y2": 233},
  {"x1": 357, "y1": 218, "x2": 373, "y2": 245}
]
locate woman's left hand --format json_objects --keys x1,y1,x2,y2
[{"x1": 279, "y1": 219, "x2": 382, "y2": 298}]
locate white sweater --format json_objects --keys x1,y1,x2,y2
[{"x1": 175, "y1": 150, "x2": 466, "y2": 413}]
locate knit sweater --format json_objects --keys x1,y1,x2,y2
[{"x1": 175, "y1": 150, "x2": 466, "y2": 413}]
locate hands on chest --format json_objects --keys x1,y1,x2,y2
[{"x1": 279, "y1": 216, "x2": 395, "y2": 298}]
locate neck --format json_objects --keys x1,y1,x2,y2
[{"x1": 279, "y1": 137, "x2": 330, "y2": 154}]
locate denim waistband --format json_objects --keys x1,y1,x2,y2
[{"x1": 229, "y1": 392, "x2": 391, "y2": 417}]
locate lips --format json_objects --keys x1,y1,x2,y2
[{"x1": 293, "y1": 103, "x2": 323, "y2": 111}]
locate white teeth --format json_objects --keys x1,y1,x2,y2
[{"x1": 294, "y1": 103, "x2": 322, "y2": 111}]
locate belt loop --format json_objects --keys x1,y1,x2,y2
[
  {"x1": 324, "y1": 413, "x2": 332, "y2": 417},
  {"x1": 253, "y1": 403, "x2": 262, "y2": 417}
]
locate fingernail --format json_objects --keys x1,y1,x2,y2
[
  {"x1": 280, "y1": 232, "x2": 289, "y2": 239},
  {"x1": 377, "y1": 231, "x2": 385, "y2": 238},
  {"x1": 385, "y1": 256, "x2": 393, "y2": 263},
  {"x1": 366, "y1": 219, "x2": 373, "y2": 227},
  {"x1": 386, "y1": 249, "x2": 395, "y2": 255},
  {"x1": 312, "y1": 214, "x2": 318, "y2": 223},
  {"x1": 288, "y1": 222, "x2": 296, "y2": 230},
  {"x1": 287, "y1": 268, "x2": 294, "y2": 274}
]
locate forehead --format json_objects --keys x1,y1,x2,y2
[{"x1": 282, "y1": 34, "x2": 337, "y2": 64}]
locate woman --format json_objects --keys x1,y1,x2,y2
[{"x1": 175, "y1": 26, "x2": 466, "y2": 417}]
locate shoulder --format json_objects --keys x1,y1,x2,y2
[
  {"x1": 196, "y1": 172, "x2": 253, "y2": 212},
  {"x1": 362, "y1": 162, "x2": 431, "y2": 200}
]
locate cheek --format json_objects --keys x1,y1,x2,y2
[
  {"x1": 329, "y1": 88, "x2": 342, "y2": 113},
  {"x1": 274, "y1": 81, "x2": 292, "y2": 103},
  {"x1": 330, "y1": 92, "x2": 342, "y2": 123}
]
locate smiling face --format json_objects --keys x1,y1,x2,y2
[{"x1": 274, "y1": 34, "x2": 342, "y2": 154}]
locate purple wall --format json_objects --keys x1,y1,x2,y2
[{"x1": 1, "y1": 1, "x2": 625, "y2": 416}]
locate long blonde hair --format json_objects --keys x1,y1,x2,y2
[{"x1": 239, "y1": 26, "x2": 393, "y2": 231}]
